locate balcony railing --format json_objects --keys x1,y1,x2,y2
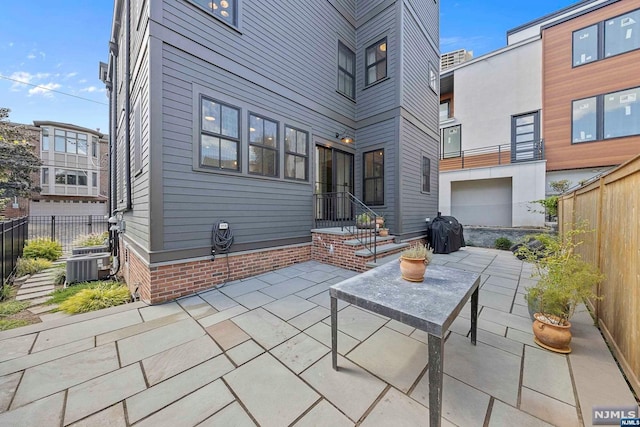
[{"x1": 440, "y1": 140, "x2": 544, "y2": 171}]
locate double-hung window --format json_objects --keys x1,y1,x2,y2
[
  {"x1": 442, "y1": 125, "x2": 461, "y2": 158},
  {"x1": 249, "y1": 113, "x2": 278, "y2": 177},
  {"x1": 338, "y1": 42, "x2": 355, "y2": 99},
  {"x1": 189, "y1": 0, "x2": 237, "y2": 27},
  {"x1": 284, "y1": 126, "x2": 308, "y2": 181},
  {"x1": 42, "y1": 128, "x2": 49, "y2": 151},
  {"x1": 422, "y1": 157, "x2": 431, "y2": 193},
  {"x1": 363, "y1": 149, "x2": 384, "y2": 205},
  {"x1": 200, "y1": 97, "x2": 240, "y2": 171},
  {"x1": 365, "y1": 38, "x2": 387, "y2": 86},
  {"x1": 429, "y1": 62, "x2": 437, "y2": 92}
]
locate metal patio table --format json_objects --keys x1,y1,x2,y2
[{"x1": 330, "y1": 261, "x2": 480, "y2": 427}]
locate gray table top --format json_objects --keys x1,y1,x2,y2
[{"x1": 330, "y1": 261, "x2": 480, "y2": 337}]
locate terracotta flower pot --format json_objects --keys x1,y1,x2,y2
[
  {"x1": 532, "y1": 313, "x2": 572, "y2": 353},
  {"x1": 399, "y1": 256, "x2": 427, "y2": 282},
  {"x1": 378, "y1": 228, "x2": 389, "y2": 237}
]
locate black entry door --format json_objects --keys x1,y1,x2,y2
[
  {"x1": 511, "y1": 111, "x2": 540, "y2": 162},
  {"x1": 315, "y1": 146, "x2": 354, "y2": 220}
]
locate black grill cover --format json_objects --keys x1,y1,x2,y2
[{"x1": 427, "y1": 216, "x2": 465, "y2": 254}]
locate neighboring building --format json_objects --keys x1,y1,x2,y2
[
  {"x1": 102, "y1": 0, "x2": 440, "y2": 303},
  {"x1": 438, "y1": 0, "x2": 639, "y2": 227},
  {"x1": 30, "y1": 122, "x2": 109, "y2": 216},
  {"x1": 440, "y1": 48, "x2": 473, "y2": 71}
]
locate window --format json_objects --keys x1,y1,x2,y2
[
  {"x1": 92, "y1": 136, "x2": 98, "y2": 157},
  {"x1": 41, "y1": 168, "x2": 48, "y2": 185},
  {"x1": 249, "y1": 113, "x2": 278, "y2": 177},
  {"x1": 200, "y1": 97, "x2": 240, "y2": 170},
  {"x1": 422, "y1": 156, "x2": 431, "y2": 193},
  {"x1": 338, "y1": 42, "x2": 355, "y2": 99},
  {"x1": 572, "y1": 97, "x2": 598, "y2": 143},
  {"x1": 284, "y1": 126, "x2": 308, "y2": 181},
  {"x1": 442, "y1": 125, "x2": 461, "y2": 158},
  {"x1": 42, "y1": 128, "x2": 49, "y2": 151},
  {"x1": 54, "y1": 169, "x2": 88, "y2": 186},
  {"x1": 439, "y1": 101, "x2": 450, "y2": 121},
  {"x1": 188, "y1": 0, "x2": 237, "y2": 26},
  {"x1": 133, "y1": 101, "x2": 141, "y2": 172},
  {"x1": 77, "y1": 134, "x2": 88, "y2": 155},
  {"x1": 365, "y1": 38, "x2": 387, "y2": 86},
  {"x1": 54, "y1": 129, "x2": 65, "y2": 152},
  {"x1": 572, "y1": 86, "x2": 640, "y2": 143},
  {"x1": 363, "y1": 149, "x2": 384, "y2": 206},
  {"x1": 604, "y1": 87, "x2": 640, "y2": 139},
  {"x1": 53, "y1": 129, "x2": 89, "y2": 155},
  {"x1": 429, "y1": 62, "x2": 437, "y2": 92},
  {"x1": 605, "y1": 10, "x2": 640, "y2": 58},
  {"x1": 92, "y1": 172, "x2": 98, "y2": 187},
  {"x1": 573, "y1": 24, "x2": 598, "y2": 66},
  {"x1": 573, "y1": 9, "x2": 640, "y2": 66}
]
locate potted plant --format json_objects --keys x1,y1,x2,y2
[
  {"x1": 356, "y1": 213, "x2": 374, "y2": 229},
  {"x1": 518, "y1": 226, "x2": 603, "y2": 353},
  {"x1": 399, "y1": 243, "x2": 433, "y2": 282},
  {"x1": 378, "y1": 219, "x2": 389, "y2": 237}
]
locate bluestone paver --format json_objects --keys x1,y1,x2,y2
[
  {"x1": 11, "y1": 344, "x2": 119, "y2": 408},
  {"x1": 198, "y1": 401, "x2": 256, "y2": 427},
  {"x1": 0, "y1": 372, "x2": 21, "y2": 411},
  {"x1": 224, "y1": 353, "x2": 319, "y2": 427},
  {"x1": 205, "y1": 319, "x2": 251, "y2": 350},
  {"x1": 176, "y1": 295, "x2": 217, "y2": 318},
  {"x1": 347, "y1": 327, "x2": 428, "y2": 393},
  {"x1": 233, "y1": 290, "x2": 275, "y2": 310},
  {"x1": 384, "y1": 319, "x2": 415, "y2": 336},
  {"x1": 473, "y1": 329, "x2": 524, "y2": 357},
  {"x1": 126, "y1": 354, "x2": 233, "y2": 423},
  {"x1": 64, "y1": 363, "x2": 146, "y2": 425},
  {"x1": 0, "y1": 337, "x2": 94, "y2": 377},
  {"x1": 300, "y1": 270, "x2": 338, "y2": 284},
  {"x1": 0, "y1": 334, "x2": 36, "y2": 363},
  {"x1": 360, "y1": 387, "x2": 440, "y2": 427},
  {"x1": 226, "y1": 340, "x2": 265, "y2": 366},
  {"x1": 263, "y1": 294, "x2": 317, "y2": 321},
  {"x1": 293, "y1": 400, "x2": 352, "y2": 427},
  {"x1": 15, "y1": 290, "x2": 53, "y2": 301},
  {"x1": 68, "y1": 403, "x2": 126, "y2": 427},
  {"x1": 256, "y1": 271, "x2": 289, "y2": 285},
  {"x1": 197, "y1": 304, "x2": 248, "y2": 328},
  {"x1": 304, "y1": 322, "x2": 359, "y2": 355},
  {"x1": 288, "y1": 306, "x2": 330, "y2": 331},
  {"x1": 479, "y1": 289, "x2": 514, "y2": 312},
  {"x1": 301, "y1": 354, "x2": 386, "y2": 422},
  {"x1": 95, "y1": 311, "x2": 190, "y2": 346},
  {"x1": 0, "y1": 391, "x2": 64, "y2": 427},
  {"x1": 520, "y1": 386, "x2": 580, "y2": 427},
  {"x1": 321, "y1": 305, "x2": 387, "y2": 341},
  {"x1": 231, "y1": 308, "x2": 298, "y2": 349},
  {"x1": 142, "y1": 334, "x2": 221, "y2": 385},
  {"x1": 198, "y1": 289, "x2": 238, "y2": 311},
  {"x1": 220, "y1": 278, "x2": 270, "y2": 298},
  {"x1": 523, "y1": 346, "x2": 575, "y2": 405},
  {"x1": 117, "y1": 317, "x2": 204, "y2": 366},
  {"x1": 294, "y1": 281, "x2": 333, "y2": 299},
  {"x1": 260, "y1": 277, "x2": 317, "y2": 299},
  {"x1": 138, "y1": 302, "x2": 184, "y2": 322},
  {"x1": 134, "y1": 379, "x2": 233, "y2": 427},
  {"x1": 489, "y1": 400, "x2": 554, "y2": 427},
  {"x1": 270, "y1": 333, "x2": 329, "y2": 374},
  {"x1": 480, "y1": 306, "x2": 533, "y2": 333}
]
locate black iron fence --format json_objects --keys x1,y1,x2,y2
[
  {"x1": 29, "y1": 215, "x2": 109, "y2": 253},
  {"x1": 1, "y1": 217, "x2": 28, "y2": 284}
]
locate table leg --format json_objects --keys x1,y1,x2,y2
[
  {"x1": 428, "y1": 333, "x2": 443, "y2": 427},
  {"x1": 470, "y1": 286, "x2": 478, "y2": 346},
  {"x1": 331, "y1": 295, "x2": 338, "y2": 371}
]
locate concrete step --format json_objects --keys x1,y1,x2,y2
[
  {"x1": 28, "y1": 304, "x2": 58, "y2": 315},
  {"x1": 29, "y1": 296, "x2": 53, "y2": 305},
  {"x1": 17, "y1": 285, "x2": 55, "y2": 296},
  {"x1": 40, "y1": 312, "x2": 71, "y2": 322},
  {"x1": 20, "y1": 279, "x2": 54, "y2": 288},
  {"x1": 354, "y1": 242, "x2": 409, "y2": 258},
  {"x1": 366, "y1": 252, "x2": 403, "y2": 269},
  {"x1": 343, "y1": 235, "x2": 396, "y2": 246},
  {"x1": 15, "y1": 289, "x2": 54, "y2": 301}
]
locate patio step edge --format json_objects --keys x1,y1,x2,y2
[{"x1": 354, "y1": 242, "x2": 409, "y2": 258}]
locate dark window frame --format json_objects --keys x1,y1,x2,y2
[
  {"x1": 337, "y1": 41, "x2": 356, "y2": 99},
  {"x1": 284, "y1": 125, "x2": 309, "y2": 182},
  {"x1": 441, "y1": 124, "x2": 462, "y2": 158},
  {"x1": 422, "y1": 156, "x2": 431, "y2": 193},
  {"x1": 41, "y1": 168, "x2": 48, "y2": 185},
  {"x1": 428, "y1": 61, "x2": 437, "y2": 93},
  {"x1": 365, "y1": 37, "x2": 388, "y2": 86},
  {"x1": 199, "y1": 96, "x2": 241, "y2": 172},
  {"x1": 92, "y1": 172, "x2": 98, "y2": 188},
  {"x1": 54, "y1": 169, "x2": 88, "y2": 186},
  {"x1": 248, "y1": 112, "x2": 279, "y2": 177},
  {"x1": 186, "y1": 0, "x2": 239, "y2": 28},
  {"x1": 363, "y1": 149, "x2": 384, "y2": 206}
]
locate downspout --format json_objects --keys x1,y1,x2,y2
[
  {"x1": 125, "y1": 0, "x2": 132, "y2": 210},
  {"x1": 108, "y1": 42, "x2": 118, "y2": 216}
]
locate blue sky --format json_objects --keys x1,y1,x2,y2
[{"x1": 0, "y1": 1, "x2": 580, "y2": 134}]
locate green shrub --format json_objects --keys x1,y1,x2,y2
[
  {"x1": 72, "y1": 232, "x2": 108, "y2": 248},
  {"x1": 16, "y1": 257, "x2": 53, "y2": 277},
  {"x1": 58, "y1": 283, "x2": 130, "y2": 314},
  {"x1": 495, "y1": 237, "x2": 513, "y2": 251},
  {"x1": 53, "y1": 265, "x2": 66, "y2": 286},
  {"x1": 0, "y1": 283, "x2": 13, "y2": 301},
  {"x1": 0, "y1": 319, "x2": 30, "y2": 331},
  {"x1": 22, "y1": 238, "x2": 63, "y2": 261},
  {"x1": 47, "y1": 281, "x2": 104, "y2": 305},
  {"x1": 0, "y1": 300, "x2": 30, "y2": 316}
]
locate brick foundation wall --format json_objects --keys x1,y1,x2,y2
[{"x1": 123, "y1": 241, "x2": 312, "y2": 304}]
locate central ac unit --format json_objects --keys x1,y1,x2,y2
[
  {"x1": 66, "y1": 252, "x2": 111, "y2": 284},
  {"x1": 72, "y1": 245, "x2": 109, "y2": 255}
]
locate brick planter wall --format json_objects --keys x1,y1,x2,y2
[{"x1": 311, "y1": 231, "x2": 399, "y2": 272}]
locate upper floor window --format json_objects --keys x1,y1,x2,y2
[
  {"x1": 440, "y1": 101, "x2": 450, "y2": 121},
  {"x1": 572, "y1": 86, "x2": 640, "y2": 143},
  {"x1": 189, "y1": 0, "x2": 237, "y2": 27},
  {"x1": 55, "y1": 169, "x2": 88, "y2": 186},
  {"x1": 92, "y1": 136, "x2": 98, "y2": 157},
  {"x1": 42, "y1": 128, "x2": 49, "y2": 151},
  {"x1": 422, "y1": 156, "x2": 431, "y2": 193},
  {"x1": 429, "y1": 62, "x2": 437, "y2": 92},
  {"x1": 442, "y1": 125, "x2": 461, "y2": 158},
  {"x1": 573, "y1": 9, "x2": 640, "y2": 67},
  {"x1": 365, "y1": 38, "x2": 387, "y2": 86},
  {"x1": 41, "y1": 168, "x2": 48, "y2": 185},
  {"x1": 200, "y1": 97, "x2": 240, "y2": 171},
  {"x1": 338, "y1": 42, "x2": 355, "y2": 99},
  {"x1": 363, "y1": 149, "x2": 384, "y2": 205},
  {"x1": 53, "y1": 129, "x2": 88, "y2": 155},
  {"x1": 92, "y1": 172, "x2": 98, "y2": 187},
  {"x1": 284, "y1": 126, "x2": 308, "y2": 181},
  {"x1": 249, "y1": 113, "x2": 278, "y2": 177}
]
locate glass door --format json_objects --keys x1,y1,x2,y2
[
  {"x1": 315, "y1": 146, "x2": 354, "y2": 221},
  {"x1": 511, "y1": 111, "x2": 540, "y2": 162}
]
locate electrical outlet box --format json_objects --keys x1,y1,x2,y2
[
  {"x1": 425, "y1": 218, "x2": 431, "y2": 223},
  {"x1": 218, "y1": 222, "x2": 229, "y2": 230}
]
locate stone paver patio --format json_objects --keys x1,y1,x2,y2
[{"x1": 0, "y1": 247, "x2": 636, "y2": 426}]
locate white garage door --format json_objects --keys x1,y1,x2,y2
[{"x1": 451, "y1": 178, "x2": 512, "y2": 227}]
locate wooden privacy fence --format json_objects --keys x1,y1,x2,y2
[{"x1": 558, "y1": 154, "x2": 640, "y2": 398}]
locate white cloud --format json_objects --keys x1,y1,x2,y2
[
  {"x1": 27, "y1": 53, "x2": 36, "y2": 59},
  {"x1": 39, "y1": 51, "x2": 46, "y2": 60},
  {"x1": 78, "y1": 79, "x2": 87, "y2": 83},
  {"x1": 8, "y1": 42, "x2": 14, "y2": 47},
  {"x1": 65, "y1": 72, "x2": 78, "y2": 79},
  {"x1": 80, "y1": 86, "x2": 104, "y2": 93},
  {"x1": 28, "y1": 82, "x2": 61, "y2": 97},
  {"x1": 9, "y1": 71, "x2": 33, "y2": 90}
]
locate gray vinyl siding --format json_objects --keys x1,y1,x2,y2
[
  {"x1": 333, "y1": 0, "x2": 355, "y2": 19},
  {"x1": 355, "y1": 4, "x2": 397, "y2": 121},
  {"x1": 161, "y1": 0, "x2": 356, "y2": 121},
  {"x1": 357, "y1": 0, "x2": 388, "y2": 20},
  {"x1": 399, "y1": 117, "x2": 439, "y2": 235},
  {"x1": 354, "y1": 118, "x2": 397, "y2": 231},
  {"x1": 405, "y1": 0, "x2": 438, "y2": 41},
  {"x1": 401, "y1": 2, "x2": 439, "y2": 130}
]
